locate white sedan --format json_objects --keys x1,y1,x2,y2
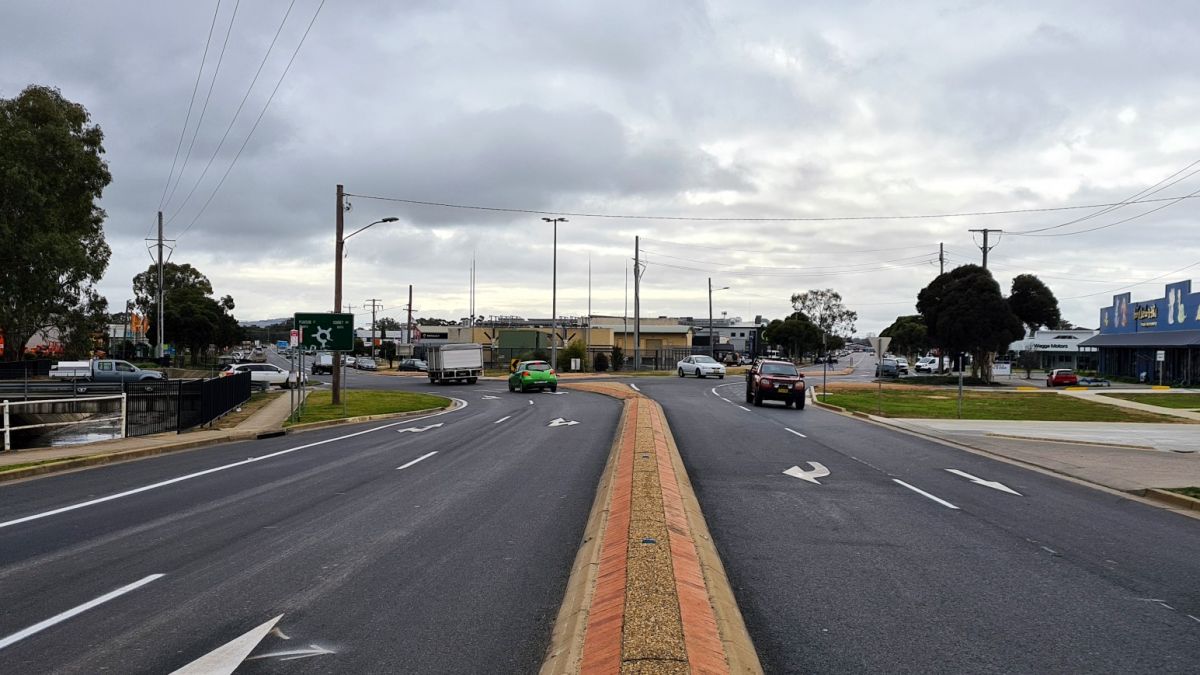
[
  {"x1": 677, "y1": 355, "x2": 726, "y2": 379},
  {"x1": 220, "y1": 363, "x2": 307, "y2": 389}
]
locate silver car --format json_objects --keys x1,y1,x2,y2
[{"x1": 677, "y1": 355, "x2": 726, "y2": 379}]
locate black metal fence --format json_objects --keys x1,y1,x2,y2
[
  {"x1": 0, "y1": 359, "x2": 52, "y2": 380},
  {"x1": 124, "y1": 372, "x2": 251, "y2": 437}
]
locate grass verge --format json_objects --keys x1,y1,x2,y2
[
  {"x1": 1166, "y1": 487, "x2": 1200, "y2": 500},
  {"x1": 1099, "y1": 393, "x2": 1200, "y2": 410},
  {"x1": 285, "y1": 389, "x2": 449, "y2": 426},
  {"x1": 0, "y1": 456, "x2": 88, "y2": 473},
  {"x1": 820, "y1": 390, "x2": 1195, "y2": 423}
]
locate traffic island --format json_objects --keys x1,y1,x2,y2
[
  {"x1": 283, "y1": 390, "x2": 451, "y2": 429},
  {"x1": 543, "y1": 382, "x2": 760, "y2": 674}
]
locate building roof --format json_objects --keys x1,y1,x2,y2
[{"x1": 1079, "y1": 330, "x2": 1200, "y2": 348}]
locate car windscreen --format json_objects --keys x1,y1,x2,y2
[
  {"x1": 694, "y1": 356, "x2": 717, "y2": 364},
  {"x1": 525, "y1": 363, "x2": 551, "y2": 371},
  {"x1": 761, "y1": 363, "x2": 798, "y2": 376}
]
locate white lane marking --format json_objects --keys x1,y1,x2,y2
[
  {"x1": 893, "y1": 479, "x2": 960, "y2": 509},
  {"x1": 246, "y1": 645, "x2": 336, "y2": 662},
  {"x1": 628, "y1": 383, "x2": 640, "y2": 392},
  {"x1": 171, "y1": 614, "x2": 284, "y2": 674},
  {"x1": 481, "y1": 395, "x2": 501, "y2": 400},
  {"x1": 0, "y1": 400, "x2": 468, "y2": 531},
  {"x1": 528, "y1": 399, "x2": 534, "y2": 405},
  {"x1": 0, "y1": 574, "x2": 165, "y2": 651},
  {"x1": 783, "y1": 462, "x2": 830, "y2": 484},
  {"x1": 738, "y1": 406, "x2": 751, "y2": 412},
  {"x1": 1188, "y1": 614, "x2": 1200, "y2": 623},
  {"x1": 944, "y1": 469, "x2": 1022, "y2": 496},
  {"x1": 548, "y1": 417, "x2": 580, "y2": 427},
  {"x1": 785, "y1": 428, "x2": 807, "y2": 438},
  {"x1": 396, "y1": 451, "x2": 438, "y2": 471},
  {"x1": 493, "y1": 416, "x2": 511, "y2": 424},
  {"x1": 396, "y1": 423, "x2": 444, "y2": 433},
  {"x1": 719, "y1": 397, "x2": 730, "y2": 403}
]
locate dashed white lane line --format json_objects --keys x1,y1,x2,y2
[
  {"x1": 396, "y1": 451, "x2": 438, "y2": 471},
  {"x1": 738, "y1": 406, "x2": 751, "y2": 412},
  {"x1": 0, "y1": 574, "x2": 165, "y2": 651},
  {"x1": 628, "y1": 383, "x2": 640, "y2": 392},
  {"x1": 0, "y1": 401, "x2": 468, "y2": 531},
  {"x1": 494, "y1": 415, "x2": 511, "y2": 424},
  {"x1": 893, "y1": 479, "x2": 959, "y2": 510},
  {"x1": 785, "y1": 428, "x2": 807, "y2": 438}
]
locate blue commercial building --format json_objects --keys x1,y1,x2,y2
[{"x1": 1080, "y1": 280, "x2": 1200, "y2": 385}]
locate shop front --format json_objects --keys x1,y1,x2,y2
[{"x1": 1080, "y1": 280, "x2": 1200, "y2": 385}]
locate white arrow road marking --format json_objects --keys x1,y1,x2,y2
[
  {"x1": 629, "y1": 383, "x2": 640, "y2": 392},
  {"x1": 170, "y1": 614, "x2": 283, "y2": 674},
  {"x1": 945, "y1": 469, "x2": 1022, "y2": 495},
  {"x1": 529, "y1": 399, "x2": 534, "y2": 405},
  {"x1": 548, "y1": 417, "x2": 580, "y2": 427},
  {"x1": 246, "y1": 645, "x2": 336, "y2": 662},
  {"x1": 783, "y1": 462, "x2": 830, "y2": 484},
  {"x1": 785, "y1": 428, "x2": 806, "y2": 438},
  {"x1": 396, "y1": 451, "x2": 438, "y2": 470},
  {"x1": 1, "y1": 574, "x2": 165, "y2": 651},
  {"x1": 894, "y1": 479, "x2": 959, "y2": 509},
  {"x1": 481, "y1": 395, "x2": 501, "y2": 400},
  {"x1": 397, "y1": 423, "x2": 444, "y2": 433},
  {"x1": 494, "y1": 416, "x2": 511, "y2": 424}
]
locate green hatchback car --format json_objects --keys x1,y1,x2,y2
[{"x1": 509, "y1": 360, "x2": 558, "y2": 393}]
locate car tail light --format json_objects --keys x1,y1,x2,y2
[{"x1": 521, "y1": 371, "x2": 530, "y2": 377}]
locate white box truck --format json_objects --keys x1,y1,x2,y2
[{"x1": 426, "y1": 343, "x2": 483, "y2": 384}]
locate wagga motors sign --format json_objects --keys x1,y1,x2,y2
[{"x1": 1031, "y1": 342, "x2": 1077, "y2": 351}]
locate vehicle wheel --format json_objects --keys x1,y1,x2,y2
[
  {"x1": 678, "y1": 368, "x2": 685, "y2": 378},
  {"x1": 508, "y1": 382, "x2": 515, "y2": 392},
  {"x1": 698, "y1": 371, "x2": 706, "y2": 379},
  {"x1": 745, "y1": 388, "x2": 753, "y2": 403},
  {"x1": 753, "y1": 390, "x2": 763, "y2": 406},
  {"x1": 718, "y1": 374, "x2": 724, "y2": 379},
  {"x1": 519, "y1": 383, "x2": 527, "y2": 393},
  {"x1": 797, "y1": 395, "x2": 806, "y2": 410},
  {"x1": 550, "y1": 385, "x2": 558, "y2": 392},
  {"x1": 468, "y1": 377, "x2": 477, "y2": 384}
]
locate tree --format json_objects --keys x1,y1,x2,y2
[
  {"x1": 557, "y1": 339, "x2": 587, "y2": 371},
  {"x1": 917, "y1": 265, "x2": 1025, "y2": 380},
  {"x1": 133, "y1": 262, "x2": 239, "y2": 362},
  {"x1": 763, "y1": 312, "x2": 822, "y2": 358},
  {"x1": 0, "y1": 85, "x2": 112, "y2": 360},
  {"x1": 880, "y1": 315, "x2": 929, "y2": 360},
  {"x1": 790, "y1": 289, "x2": 857, "y2": 354},
  {"x1": 1008, "y1": 274, "x2": 1061, "y2": 335},
  {"x1": 376, "y1": 317, "x2": 403, "y2": 332}
]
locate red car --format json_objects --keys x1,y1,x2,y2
[
  {"x1": 745, "y1": 359, "x2": 806, "y2": 408},
  {"x1": 1046, "y1": 369, "x2": 1078, "y2": 387}
]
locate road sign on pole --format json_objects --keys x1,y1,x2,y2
[
  {"x1": 289, "y1": 329, "x2": 299, "y2": 347},
  {"x1": 294, "y1": 313, "x2": 354, "y2": 351},
  {"x1": 868, "y1": 336, "x2": 892, "y2": 414}
]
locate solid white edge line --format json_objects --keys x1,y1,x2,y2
[
  {"x1": 893, "y1": 479, "x2": 960, "y2": 509},
  {"x1": 628, "y1": 383, "x2": 640, "y2": 391},
  {"x1": 738, "y1": 406, "x2": 751, "y2": 412},
  {"x1": 396, "y1": 451, "x2": 438, "y2": 471},
  {"x1": 785, "y1": 428, "x2": 807, "y2": 438},
  {"x1": 493, "y1": 415, "x2": 511, "y2": 424},
  {"x1": 0, "y1": 574, "x2": 165, "y2": 651},
  {"x1": 0, "y1": 400, "x2": 468, "y2": 531}
]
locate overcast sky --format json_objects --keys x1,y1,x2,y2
[{"x1": 5, "y1": 1, "x2": 1199, "y2": 334}]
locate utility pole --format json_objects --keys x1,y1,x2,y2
[
  {"x1": 967, "y1": 229, "x2": 1002, "y2": 269},
  {"x1": 156, "y1": 211, "x2": 164, "y2": 360},
  {"x1": 634, "y1": 236, "x2": 641, "y2": 370},
  {"x1": 542, "y1": 217, "x2": 567, "y2": 369},
  {"x1": 939, "y1": 242, "x2": 944, "y2": 275},
  {"x1": 587, "y1": 255, "x2": 591, "y2": 370},
  {"x1": 708, "y1": 278, "x2": 714, "y2": 358},
  {"x1": 366, "y1": 298, "x2": 382, "y2": 358},
  {"x1": 407, "y1": 284, "x2": 414, "y2": 345},
  {"x1": 333, "y1": 184, "x2": 345, "y2": 405}
]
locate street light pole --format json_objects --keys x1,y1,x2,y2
[
  {"x1": 543, "y1": 217, "x2": 567, "y2": 369},
  {"x1": 707, "y1": 278, "x2": 729, "y2": 358}
]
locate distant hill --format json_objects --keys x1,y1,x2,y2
[{"x1": 239, "y1": 318, "x2": 290, "y2": 328}]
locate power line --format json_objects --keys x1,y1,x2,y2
[
  {"x1": 342, "y1": 192, "x2": 1200, "y2": 223},
  {"x1": 642, "y1": 256, "x2": 939, "y2": 279},
  {"x1": 1059, "y1": 260, "x2": 1200, "y2": 300},
  {"x1": 161, "y1": 0, "x2": 241, "y2": 214},
  {"x1": 1007, "y1": 184, "x2": 1200, "y2": 238},
  {"x1": 177, "y1": 0, "x2": 326, "y2": 240},
  {"x1": 157, "y1": 0, "x2": 223, "y2": 219},
  {"x1": 165, "y1": 0, "x2": 298, "y2": 227},
  {"x1": 640, "y1": 236, "x2": 938, "y2": 256},
  {"x1": 639, "y1": 247, "x2": 938, "y2": 272}
]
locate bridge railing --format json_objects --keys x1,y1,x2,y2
[{"x1": 2, "y1": 394, "x2": 126, "y2": 451}]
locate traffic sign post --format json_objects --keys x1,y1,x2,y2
[
  {"x1": 1157, "y1": 350, "x2": 1165, "y2": 385},
  {"x1": 868, "y1": 336, "x2": 892, "y2": 415}
]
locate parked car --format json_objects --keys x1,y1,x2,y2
[
  {"x1": 914, "y1": 356, "x2": 938, "y2": 373},
  {"x1": 745, "y1": 359, "x2": 806, "y2": 408},
  {"x1": 221, "y1": 363, "x2": 306, "y2": 389},
  {"x1": 344, "y1": 356, "x2": 357, "y2": 368},
  {"x1": 677, "y1": 355, "x2": 726, "y2": 379},
  {"x1": 875, "y1": 358, "x2": 900, "y2": 378},
  {"x1": 398, "y1": 358, "x2": 428, "y2": 372},
  {"x1": 49, "y1": 359, "x2": 165, "y2": 382},
  {"x1": 508, "y1": 360, "x2": 558, "y2": 393},
  {"x1": 895, "y1": 357, "x2": 909, "y2": 374},
  {"x1": 1046, "y1": 369, "x2": 1079, "y2": 387},
  {"x1": 355, "y1": 357, "x2": 378, "y2": 371}
]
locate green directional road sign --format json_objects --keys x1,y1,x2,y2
[{"x1": 295, "y1": 312, "x2": 355, "y2": 351}]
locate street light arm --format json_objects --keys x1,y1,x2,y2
[{"x1": 344, "y1": 216, "x2": 400, "y2": 241}]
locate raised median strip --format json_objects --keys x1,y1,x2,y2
[{"x1": 543, "y1": 382, "x2": 760, "y2": 674}]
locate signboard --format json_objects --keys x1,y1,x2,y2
[
  {"x1": 571, "y1": 357, "x2": 581, "y2": 371},
  {"x1": 868, "y1": 336, "x2": 892, "y2": 354},
  {"x1": 993, "y1": 362, "x2": 1012, "y2": 376},
  {"x1": 294, "y1": 313, "x2": 355, "y2": 351},
  {"x1": 1156, "y1": 350, "x2": 1165, "y2": 362},
  {"x1": 289, "y1": 329, "x2": 299, "y2": 347}
]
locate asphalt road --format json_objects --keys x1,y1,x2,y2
[
  {"x1": 636, "y1": 375, "x2": 1200, "y2": 674},
  {"x1": 0, "y1": 384, "x2": 619, "y2": 672}
]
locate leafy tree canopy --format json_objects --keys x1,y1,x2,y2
[
  {"x1": 1008, "y1": 274, "x2": 1061, "y2": 334},
  {"x1": 376, "y1": 317, "x2": 404, "y2": 331},
  {"x1": 764, "y1": 311, "x2": 822, "y2": 357},
  {"x1": 880, "y1": 315, "x2": 929, "y2": 358},
  {"x1": 0, "y1": 85, "x2": 112, "y2": 360},
  {"x1": 790, "y1": 288, "x2": 857, "y2": 337},
  {"x1": 917, "y1": 265, "x2": 1024, "y2": 372},
  {"x1": 133, "y1": 262, "x2": 239, "y2": 360}
]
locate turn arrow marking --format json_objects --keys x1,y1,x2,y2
[
  {"x1": 783, "y1": 462, "x2": 830, "y2": 484},
  {"x1": 945, "y1": 469, "x2": 1022, "y2": 495},
  {"x1": 397, "y1": 423, "x2": 444, "y2": 433},
  {"x1": 548, "y1": 417, "x2": 579, "y2": 427},
  {"x1": 246, "y1": 645, "x2": 336, "y2": 662},
  {"x1": 481, "y1": 395, "x2": 501, "y2": 400}
]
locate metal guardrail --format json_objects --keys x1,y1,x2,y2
[
  {"x1": 2, "y1": 394, "x2": 126, "y2": 451},
  {"x1": 0, "y1": 382, "x2": 124, "y2": 398}
]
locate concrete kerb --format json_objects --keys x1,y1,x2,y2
[
  {"x1": 1140, "y1": 488, "x2": 1200, "y2": 511},
  {"x1": 544, "y1": 382, "x2": 762, "y2": 674}
]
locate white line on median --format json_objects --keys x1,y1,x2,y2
[
  {"x1": 628, "y1": 383, "x2": 640, "y2": 392},
  {"x1": 494, "y1": 416, "x2": 511, "y2": 424},
  {"x1": 785, "y1": 428, "x2": 807, "y2": 438},
  {"x1": 893, "y1": 479, "x2": 959, "y2": 509},
  {"x1": 396, "y1": 451, "x2": 438, "y2": 471},
  {"x1": 0, "y1": 400, "x2": 468, "y2": 531},
  {"x1": 0, "y1": 574, "x2": 165, "y2": 651}
]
